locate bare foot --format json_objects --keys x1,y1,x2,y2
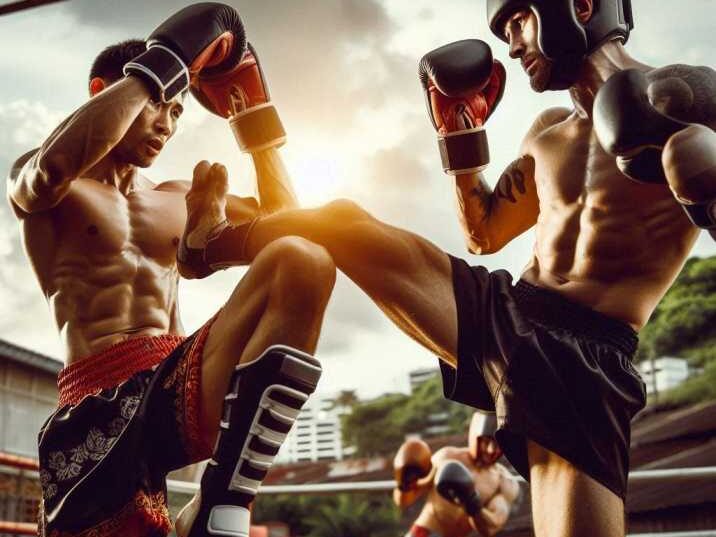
[
  {"x1": 178, "y1": 161, "x2": 232, "y2": 278},
  {"x1": 178, "y1": 160, "x2": 261, "y2": 278},
  {"x1": 184, "y1": 161, "x2": 230, "y2": 250}
]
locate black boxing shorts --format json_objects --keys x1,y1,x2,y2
[
  {"x1": 440, "y1": 256, "x2": 647, "y2": 499},
  {"x1": 37, "y1": 316, "x2": 218, "y2": 537}
]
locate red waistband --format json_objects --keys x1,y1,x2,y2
[{"x1": 57, "y1": 335, "x2": 186, "y2": 408}]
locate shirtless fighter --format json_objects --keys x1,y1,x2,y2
[
  {"x1": 179, "y1": 0, "x2": 716, "y2": 535},
  {"x1": 393, "y1": 413, "x2": 519, "y2": 537},
  {"x1": 6, "y1": 4, "x2": 335, "y2": 537}
]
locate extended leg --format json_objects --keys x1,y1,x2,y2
[
  {"x1": 528, "y1": 440, "x2": 625, "y2": 537},
  {"x1": 184, "y1": 161, "x2": 460, "y2": 365},
  {"x1": 245, "y1": 199, "x2": 460, "y2": 363}
]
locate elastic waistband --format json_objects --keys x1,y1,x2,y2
[
  {"x1": 513, "y1": 280, "x2": 638, "y2": 356},
  {"x1": 57, "y1": 335, "x2": 186, "y2": 407}
]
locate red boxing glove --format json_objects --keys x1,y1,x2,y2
[
  {"x1": 419, "y1": 39, "x2": 506, "y2": 175},
  {"x1": 191, "y1": 43, "x2": 286, "y2": 153},
  {"x1": 427, "y1": 62, "x2": 505, "y2": 133},
  {"x1": 394, "y1": 438, "x2": 433, "y2": 492}
]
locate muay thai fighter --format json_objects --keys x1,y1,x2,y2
[
  {"x1": 6, "y1": 4, "x2": 335, "y2": 537},
  {"x1": 393, "y1": 413, "x2": 519, "y2": 537},
  {"x1": 177, "y1": 0, "x2": 716, "y2": 535}
]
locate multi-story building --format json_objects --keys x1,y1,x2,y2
[
  {"x1": 0, "y1": 339, "x2": 62, "y2": 525},
  {"x1": 278, "y1": 394, "x2": 346, "y2": 463},
  {"x1": 408, "y1": 367, "x2": 439, "y2": 394},
  {"x1": 638, "y1": 356, "x2": 690, "y2": 395}
]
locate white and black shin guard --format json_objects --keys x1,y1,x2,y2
[{"x1": 187, "y1": 345, "x2": 322, "y2": 537}]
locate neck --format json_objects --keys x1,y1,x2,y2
[
  {"x1": 85, "y1": 154, "x2": 138, "y2": 195},
  {"x1": 567, "y1": 41, "x2": 652, "y2": 118}
]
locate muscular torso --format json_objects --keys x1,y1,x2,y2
[
  {"x1": 416, "y1": 447, "x2": 503, "y2": 537},
  {"x1": 17, "y1": 176, "x2": 190, "y2": 364},
  {"x1": 521, "y1": 111, "x2": 700, "y2": 329}
]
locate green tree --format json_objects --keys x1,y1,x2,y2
[
  {"x1": 342, "y1": 375, "x2": 473, "y2": 457},
  {"x1": 253, "y1": 493, "x2": 400, "y2": 537},
  {"x1": 253, "y1": 494, "x2": 324, "y2": 536},
  {"x1": 333, "y1": 389, "x2": 359, "y2": 409},
  {"x1": 304, "y1": 494, "x2": 400, "y2": 537},
  {"x1": 637, "y1": 256, "x2": 716, "y2": 367},
  {"x1": 637, "y1": 255, "x2": 716, "y2": 407},
  {"x1": 342, "y1": 393, "x2": 409, "y2": 457},
  {"x1": 660, "y1": 360, "x2": 716, "y2": 406}
]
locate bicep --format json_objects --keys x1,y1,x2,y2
[{"x1": 482, "y1": 493, "x2": 512, "y2": 528}]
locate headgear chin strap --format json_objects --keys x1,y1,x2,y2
[{"x1": 487, "y1": 0, "x2": 634, "y2": 90}]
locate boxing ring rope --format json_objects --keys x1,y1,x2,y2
[
  {"x1": 165, "y1": 465, "x2": 716, "y2": 494},
  {"x1": 0, "y1": 521, "x2": 36, "y2": 535},
  {"x1": 0, "y1": 452, "x2": 713, "y2": 535},
  {"x1": 0, "y1": 452, "x2": 39, "y2": 535},
  {"x1": 164, "y1": 467, "x2": 716, "y2": 537}
]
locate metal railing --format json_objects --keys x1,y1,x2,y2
[
  {"x1": 1, "y1": 452, "x2": 714, "y2": 536},
  {"x1": 165, "y1": 465, "x2": 716, "y2": 494}
]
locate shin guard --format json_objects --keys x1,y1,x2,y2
[{"x1": 187, "y1": 345, "x2": 322, "y2": 537}]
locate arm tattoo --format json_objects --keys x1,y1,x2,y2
[
  {"x1": 495, "y1": 160, "x2": 527, "y2": 204},
  {"x1": 470, "y1": 181, "x2": 492, "y2": 205}
]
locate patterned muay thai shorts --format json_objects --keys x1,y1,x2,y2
[{"x1": 38, "y1": 318, "x2": 218, "y2": 537}]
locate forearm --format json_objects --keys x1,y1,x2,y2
[
  {"x1": 470, "y1": 499, "x2": 509, "y2": 537},
  {"x1": 470, "y1": 508, "x2": 499, "y2": 537},
  {"x1": 32, "y1": 77, "x2": 149, "y2": 187},
  {"x1": 251, "y1": 148, "x2": 299, "y2": 213},
  {"x1": 455, "y1": 171, "x2": 494, "y2": 253}
]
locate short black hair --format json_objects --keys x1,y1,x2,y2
[{"x1": 89, "y1": 39, "x2": 146, "y2": 86}]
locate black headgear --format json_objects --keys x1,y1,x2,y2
[{"x1": 487, "y1": 0, "x2": 634, "y2": 89}]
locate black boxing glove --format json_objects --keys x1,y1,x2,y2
[
  {"x1": 419, "y1": 39, "x2": 506, "y2": 175},
  {"x1": 124, "y1": 2, "x2": 246, "y2": 103},
  {"x1": 593, "y1": 69, "x2": 690, "y2": 184},
  {"x1": 594, "y1": 67, "x2": 716, "y2": 229},
  {"x1": 435, "y1": 461, "x2": 481, "y2": 516},
  {"x1": 192, "y1": 42, "x2": 286, "y2": 153}
]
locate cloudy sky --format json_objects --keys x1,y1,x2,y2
[{"x1": 1, "y1": 0, "x2": 714, "y2": 399}]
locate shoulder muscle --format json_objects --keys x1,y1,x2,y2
[{"x1": 6, "y1": 148, "x2": 40, "y2": 218}]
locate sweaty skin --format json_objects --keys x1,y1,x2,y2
[
  {"x1": 395, "y1": 414, "x2": 519, "y2": 537},
  {"x1": 176, "y1": 5, "x2": 713, "y2": 537},
  {"x1": 404, "y1": 446, "x2": 518, "y2": 537},
  {"x1": 461, "y1": 9, "x2": 700, "y2": 330},
  {"x1": 8, "y1": 73, "x2": 335, "y2": 537},
  {"x1": 8, "y1": 79, "x2": 273, "y2": 365},
  {"x1": 8, "y1": 77, "x2": 190, "y2": 362}
]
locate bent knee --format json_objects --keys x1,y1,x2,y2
[{"x1": 264, "y1": 236, "x2": 336, "y2": 294}]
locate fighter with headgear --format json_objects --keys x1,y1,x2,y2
[
  {"x1": 487, "y1": 0, "x2": 633, "y2": 91},
  {"x1": 146, "y1": 1, "x2": 715, "y2": 536},
  {"x1": 8, "y1": 3, "x2": 335, "y2": 536},
  {"x1": 393, "y1": 412, "x2": 519, "y2": 537}
]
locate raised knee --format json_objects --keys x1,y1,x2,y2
[
  {"x1": 321, "y1": 198, "x2": 372, "y2": 224},
  {"x1": 267, "y1": 237, "x2": 336, "y2": 299}
]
